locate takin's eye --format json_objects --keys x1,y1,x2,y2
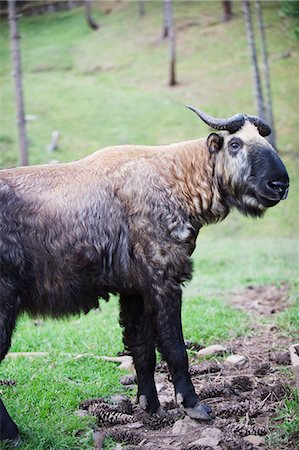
[{"x1": 228, "y1": 138, "x2": 243, "y2": 156}]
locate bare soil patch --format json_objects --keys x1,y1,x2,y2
[
  {"x1": 229, "y1": 284, "x2": 290, "y2": 316},
  {"x1": 79, "y1": 286, "x2": 296, "y2": 450}
]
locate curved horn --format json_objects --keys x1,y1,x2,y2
[
  {"x1": 246, "y1": 115, "x2": 271, "y2": 137},
  {"x1": 186, "y1": 105, "x2": 245, "y2": 134}
]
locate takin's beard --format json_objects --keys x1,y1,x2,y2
[{"x1": 229, "y1": 191, "x2": 267, "y2": 218}]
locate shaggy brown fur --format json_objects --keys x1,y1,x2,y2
[{"x1": 0, "y1": 120, "x2": 289, "y2": 442}]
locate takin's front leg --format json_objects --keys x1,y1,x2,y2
[
  {"x1": 152, "y1": 282, "x2": 212, "y2": 421},
  {"x1": 119, "y1": 293, "x2": 160, "y2": 413}
]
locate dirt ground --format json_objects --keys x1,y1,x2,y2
[{"x1": 79, "y1": 285, "x2": 297, "y2": 450}]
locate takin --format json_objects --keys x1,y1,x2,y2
[{"x1": 0, "y1": 107, "x2": 289, "y2": 444}]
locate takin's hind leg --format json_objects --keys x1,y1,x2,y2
[
  {"x1": 119, "y1": 293, "x2": 160, "y2": 414},
  {"x1": 0, "y1": 282, "x2": 20, "y2": 444}
]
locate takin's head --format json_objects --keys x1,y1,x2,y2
[{"x1": 187, "y1": 106, "x2": 289, "y2": 217}]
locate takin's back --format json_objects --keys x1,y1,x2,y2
[{"x1": 0, "y1": 140, "x2": 203, "y2": 317}]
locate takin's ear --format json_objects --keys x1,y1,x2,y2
[{"x1": 206, "y1": 133, "x2": 224, "y2": 153}]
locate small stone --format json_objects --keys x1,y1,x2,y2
[
  {"x1": 197, "y1": 345, "x2": 227, "y2": 357},
  {"x1": 110, "y1": 394, "x2": 129, "y2": 404},
  {"x1": 114, "y1": 444, "x2": 123, "y2": 450},
  {"x1": 172, "y1": 417, "x2": 198, "y2": 434},
  {"x1": 101, "y1": 355, "x2": 135, "y2": 372},
  {"x1": 74, "y1": 409, "x2": 89, "y2": 417},
  {"x1": 93, "y1": 431, "x2": 106, "y2": 449},
  {"x1": 225, "y1": 354, "x2": 247, "y2": 366},
  {"x1": 125, "y1": 422, "x2": 144, "y2": 429},
  {"x1": 244, "y1": 434, "x2": 264, "y2": 446},
  {"x1": 156, "y1": 382, "x2": 167, "y2": 393},
  {"x1": 188, "y1": 436, "x2": 220, "y2": 448},
  {"x1": 202, "y1": 427, "x2": 222, "y2": 439},
  {"x1": 270, "y1": 351, "x2": 291, "y2": 366}
]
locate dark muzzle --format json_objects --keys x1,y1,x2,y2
[{"x1": 253, "y1": 150, "x2": 289, "y2": 206}]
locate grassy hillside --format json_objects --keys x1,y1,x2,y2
[{"x1": 0, "y1": 2, "x2": 298, "y2": 449}]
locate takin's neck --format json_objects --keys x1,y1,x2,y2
[{"x1": 168, "y1": 139, "x2": 230, "y2": 225}]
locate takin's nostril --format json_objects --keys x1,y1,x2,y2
[{"x1": 267, "y1": 180, "x2": 289, "y2": 192}]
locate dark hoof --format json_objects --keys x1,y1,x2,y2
[
  {"x1": 0, "y1": 433, "x2": 21, "y2": 447},
  {"x1": 138, "y1": 395, "x2": 160, "y2": 414},
  {"x1": 202, "y1": 402, "x2": 212, "y2": 414},
  {"x1": 185, "y1": 402, "x2": 213, "y2": 421},
  {"x1": 7, "y1": 434, "x2": 21, "y2": 447}
]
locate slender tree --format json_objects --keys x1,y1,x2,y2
[
  {"x1": 138, "y1": 0, "x2": 145, "y2": 17},
  {"x1": 8, "y1": 0, "x2": 28, "y2": 166},
  {"x1": 255, "y1": 0, "x2": 276, "y2": 146},
  {"x1": 164, "y1": 0, "x2": 177, "y2": 86},
  {"x1": 243, "y1": 0, "x2": 265, "y2": 119},
  {"x1": 162, "y1": 0, "x2": 169, "y2": 38},
  {"x1": 222, "y1": 1, "x2": 232, "y2": 22},
  {"x1": 84, "y1": 0, "x2": 99, "y2": 31}
]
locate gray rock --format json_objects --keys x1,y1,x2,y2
[
  {"x1": 201, "y1": 427, "x2": 222, "y2": 439},
  {"x1": 114, "y1": 445, "x2": 123, "y2": 450},
  {"x1": 125, "y1": 422, "x2": 144, "y2": 429},
  {"x1": 244, "y1": 435, "x2": 265, "y2": 446},
  {"x1": 225, "y1": 354, "x2": 247, "y2": 366},
  {"x1": 172, "y1": 416, "x2": 199, "y2": 435},
  {"x1": 188, "y1": 436, "x2": 220, "y2": 448},
  {"x1": 197, "y1": 345, "x2": 227, "y2": 357},
  {"x1": 74, "y1": 409, "x2": 89, "y2": 417}
]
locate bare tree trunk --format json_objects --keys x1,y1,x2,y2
[
  {"x1": 139, "y1": 0, "x2": 145, "y2": 17},
  {"x1": 222, "y1": 1, "x2": 232, "y2": 22},
  {"x1": 243, "y1": 0, "x2": 265, "y2": 119},
  {"x1": 255, "y1": 0, "x2": 276, "y2": 146},
  {"x1": 165, "y1": 0, "x2": 177, "y2": 86},
  {"x1": 162, "y1": 0, "x2": 169, "y2": 39},
  {"x1": 84, "y1": 0, "x2": 99, "y2": 31},
  {"x1": 8, "y1": 0, "x2": 28, "y2": 166}
]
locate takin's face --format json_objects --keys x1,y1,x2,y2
[{"x1": 207, "y1": 121, "x2": 289, "y2": 217}]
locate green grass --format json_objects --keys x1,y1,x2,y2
[
  {"x1": 277, "y1": 285, "x2": 299, "y2": 338},
  {"x1": 267, "y1": 389, "x2": 299, "y2": 449},
  {"x1": 0, "y1": 1, "x2": 298, "y2": 448}
]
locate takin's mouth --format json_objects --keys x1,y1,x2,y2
[{"x1": 255, "y1": 192, "x2": 282, "y2": 208}]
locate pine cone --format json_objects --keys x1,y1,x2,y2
[
  {"x1": 155, "y1": 361, "x2": 169, "y2": 373},
  {"x1": 226, "y1": 422, "x2": 267, "y2": 437},
  {"x1": 79, "y1": 397, "x2": 108, "y2": 410},
  {"x1": 216, "y1": 400, "x2": 261, "y2": 418},
  {"x1": 270, "y1": 351, "x2": 291, "y2": 366},
  {"x1": 106, "y1": 429, "x2": 142, "y2": 445},
  {"x1": 198, "y1": 383, "x2": 230, "y2": 399},
  {"x1": 0, "y1": 379, "x2": 16, "y2": 386},
  {"x1": 254, "y1": 362, "x2": 271, "y2": 377},
  {"x1": 216, "y1": 400, "x2": 250, "y2": 417},
  {"x1": 115, "y1": 398, "x2": 134, "y2": 415},
  {"x1": 259, "y1": 381, "x2": 289, "y2": 401},
  {"x1": 89, "y1": 403, "x2": 135, "y2": 425},
  {"x1": 136, "y1": 411, "x2": 175, "y2": 430},
  {"x1": 189, "y1": 361, "x2": 221, "y2": 376},
  {"x1": 164, "y1": 399, "x2": 178, "y2": 410},
  {"x1": 230, "y1": 376, "x2": 253, "y2": 392}
]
